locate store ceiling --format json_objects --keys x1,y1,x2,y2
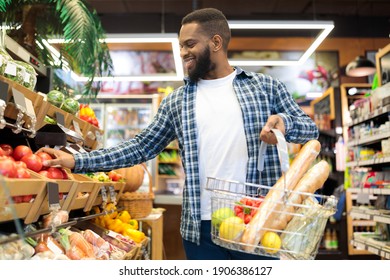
[{"x1": 86, "y1": 0, "x2": 390, "y2": 37}]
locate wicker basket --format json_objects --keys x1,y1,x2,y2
[{"x1": 117, "y1": 164, "x2": 154, "y2": 219}]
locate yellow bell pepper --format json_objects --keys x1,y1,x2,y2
[
  {"x1": 105, "y1": 203, "x2": 118, "y2": 219},
  {"x1": 108, "y1": 218, "x2": 124, "y2": 233},
  {"x1": 117, "y1": 210, "x2": 131, "y2": 223},
  {"x1": 123, "y1": 228, "x2": 145, "y2": 243},
  {"x1": 128, "y1": 219, "x2": 138, "y2": 230}
]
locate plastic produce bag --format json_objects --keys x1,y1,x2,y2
[
  {"x1": 280, "y1": 195, "x2": 337, "y2": 259},
  {"x1": 14, "y1": 60, "x2": 37, "y2": 90}
]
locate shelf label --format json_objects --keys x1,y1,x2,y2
[
  {"x1": 47, "y1": 182, "x2": 60, "y2": 210},
  {"x1": 72, "y1": 120, "x2": 83, "y2": 136},
  {"x1": 12, "y1": 88, "x2": 27, "y2": 111},
  {"x1": 373, "y1": 215, "x2": 390, "y2": 224},
  {"x1": 24, "y1": 97, "x2": 36, "y2": 118},
  {"x1": 368, "y1": 247, "x2": 379, "y2": 255},
  {"x1": 0, "y1": 81, "x2": 9, "y2": 102},
  {"x1": 55, "y1": 112, "x2": 65, "y2": 126}
]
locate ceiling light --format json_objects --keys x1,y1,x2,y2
[
  {"x1": 47, "y1": 33, "x2": 184, "y2": 82},
  {"x1": 346, "y1": 56, "x2": 376, "y2": 77},
  {"x1": 227, "y1": 20, "x2": 334, "y2": 66}
]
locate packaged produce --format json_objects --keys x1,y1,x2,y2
[
  {"x1": 280, "y1": 195, "x2": 337, "y2": 259},
  {"x1": 47, "y1": 89, "x2": 65, "y2": 107},
  {"x1": 61, "y1": 97, "x2": 80, "y2": 114},
  {"x1": 3, "y1": 59, "x2": 25, "y2": 85},
  {"x1": 14, "y1": 60, "x2": 37, "y2": 90},
  {"x1": 0, "y1": 47, "x2": 12, "y2": 75},
  {"x1": 0, "y1": 234, "x2": 35, "y2": 260}
]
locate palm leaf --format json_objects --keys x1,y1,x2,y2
[
  {"x1": 0, "y1": 0, "x2": 12, "y2": 12},
  {"x1": 1, "y1": 0, "x2": 112, "y2": 99}
]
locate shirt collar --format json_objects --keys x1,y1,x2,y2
[{"x1": 183, "y1": 66, "x2": 253, "y2": 85}]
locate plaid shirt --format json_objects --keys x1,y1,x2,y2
[{"x1": 74, "y1": 67, "x2": 319, "y2": 245}]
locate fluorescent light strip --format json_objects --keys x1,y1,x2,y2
[
  {"x1": 48, "y1": 33, "x2": 184, "y2": 82},
  {"x1": 228, "y1": 20, "x2": 334, "y2": 67}
]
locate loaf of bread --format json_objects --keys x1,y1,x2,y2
[
  {"x1": 267, "y1": 160, "x2": 330, "y2": 231},
  {"x1": 240, "y1": 139, "x2": 321, "y2": 252}
]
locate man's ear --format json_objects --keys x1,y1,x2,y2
[{"x1": 212, "y1": 35, "x2": 223, "y2": 51}]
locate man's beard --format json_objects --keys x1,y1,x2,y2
[{"x1": 188, "y1": 46, "x2": 213, "y2": 82}]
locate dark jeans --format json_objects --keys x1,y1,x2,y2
[{"x1": 182, "y1": 220, "x2": 279, "y2": 260}]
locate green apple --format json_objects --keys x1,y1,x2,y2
[
  {"x1": 219, "y1": 216, "x2": 245, "y2": 241},
  {"x1": 211, "y1": 207, "x2": 235, "y2": 228}
]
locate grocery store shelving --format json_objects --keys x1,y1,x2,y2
[
  {"x1": 345, "y1": 104, "x2": 390, "y2": 127},
  {"x1": 351, "y1": 239, "x2": 390, "y2": 259},
  {"x1": 346, "y1": 156, "x2": 390, "y2": 167},
  {"x1": 346, "y1": 131, "x2": 390, "y2": 148}
]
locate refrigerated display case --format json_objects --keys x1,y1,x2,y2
[{"x1": 89, "y1": 93, "x2": 162, "y2": 188}]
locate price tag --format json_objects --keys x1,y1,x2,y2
[
  {"x1": 4, "y1": 61, "x2": 17, "y2": 76},
  {"x1": 77, "y1": 145, "x2": 88, "y2": 153},
  {"x1": 24, "y1": 98, "x2": 36, "y2": 118},
  {"x1": 47, "y1": 182, "x2": 60, "y2": 210},
  {"x1": 100, "y1": 186, "x2": 108, "y2": 204},
  {"x1": 55, "y1": 112, "x2": 65, "y2": 126},
  {"x1": 108, "y1": 185, "x2": 117, "y2": 204},
  {"x1": 65, "y1": 145, "x2": 79, "y2": 155},
  {"x1": 356, "y1": 192, "x2": 370, "y2": 204},
  {"x1": 12, "y1": 88, "x2": 27, "y2": 111},
  {"x1": 72, "y1": 120, "x2": 83, "y2": 136},
  {"x1": 0, "y1": 81, "x2": 9, "y2": 102}
]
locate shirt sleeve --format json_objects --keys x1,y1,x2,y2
[
  {"x1": 73, "y1": 97, "x2": 177, "y2": 173},
  {"x1": 272, "y1": 79, "x2": 319, "y2": 143}
]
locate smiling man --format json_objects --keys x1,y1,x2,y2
[{"x1": 38, "y1": 8, "x2": 318, "y2": 260}]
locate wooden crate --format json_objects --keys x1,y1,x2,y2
[
  {"x1": 35, "y1": 174, "x2": 79, "y2": 218},
  {"x1": 0, "y1": 170, "x2": 47, "y2": 224},
  {"x1": 35, "y1": 100, "x2": 73, "y2": 131},
  {"x1": 68, "y1": 173, "x2": 98, "y2": 212},
  {"x1": 0, "y1": 75, "x2": 44, "y2": 132},
  {"x1": 83, "y1": 122, "x2": 104, "y2": 149}
]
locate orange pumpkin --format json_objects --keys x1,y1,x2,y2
[{"x1": 115, "y1": 163, "x2": 146, "y2": 192}]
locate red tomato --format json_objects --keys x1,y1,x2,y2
[
  {"x1": 0, "y1": 158, "x2": 17, "y2": 178},
  {"x1": 21, "y1": 154, "x2": 43, "y2": 172},
  {"x1": 60, "y1": 168, "x2": 68, "y2": 179},
  {"x1": 22, "y1": 194, "x2": 33, "y2": 203},
  {"x1": 12, "y1": 196, "x2": 24, "y2": 203},
  {"x1": 35, "y1": 151, "x2": 53, "y2": 163},
  {"x1": 46, "y1": 167, "x2": 64, "y2": 179},
  {"x1": 0, "y1": 144, "x2": 13, "y2": 157},
  {"x1": 13, "y1": 145, "x2": 33, "y2": 161},
  {"x1": 38, "y1": 170, "x2": 50, "y2": 178},
  {"x1": 15, "y1": 167, "x2": 31, "y2": 179},
  {"x1": 0, "y1": 155, "x2": 14, "y2": 161},
  {"x1": 14, "y1": 161, "x2": 27, "y2": 169},
  {"x1": 244, "y1": 214, "x2": 252, "y2": 224},
  {"x1": 0, "y1": 148, "x2": 4, "y2": 156},
  {"x1": 108, "y1": 170, "x2": 122, "y2": 181}
]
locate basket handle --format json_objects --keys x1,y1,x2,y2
[
  {"x1": 140, "y1": 162, "x2": 153, "y2": 195},
  {"x1": 257, "y1": 128, "x2": 289, "y2": 174}
]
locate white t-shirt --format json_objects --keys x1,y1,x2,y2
[{"x1": 196, "y1": 70, "x2": 248, "y2": 220}]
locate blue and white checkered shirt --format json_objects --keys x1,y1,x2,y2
[{"x1": 73, "y1": 67, "x2": 319, "y2": 245}]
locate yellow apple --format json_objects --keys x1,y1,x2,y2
[
  {"x1": 211, "y1": 207, "x2": 235, "y2": 228},
  {"x1": 219, "y1": 216, "x2": 245, "y2": 241}
]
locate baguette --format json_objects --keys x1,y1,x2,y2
[
  {"x1": 240, "y1": 139, "x2": 321, "y2": 252},
  {"x1": 267, "y1": 160, "x2": 330, "y2": 231}
]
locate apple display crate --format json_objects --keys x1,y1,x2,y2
[{"x1": 206, "y1": 177, "x2": 337, "y2": 260}]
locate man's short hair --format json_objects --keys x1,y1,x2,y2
[{"x1": 181, "y1": 8, "x2": 231, "y2": 51}]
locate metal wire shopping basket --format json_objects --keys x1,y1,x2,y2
[{"x1": 205, "y1": 130, "x2": 338, "y2": 260}]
